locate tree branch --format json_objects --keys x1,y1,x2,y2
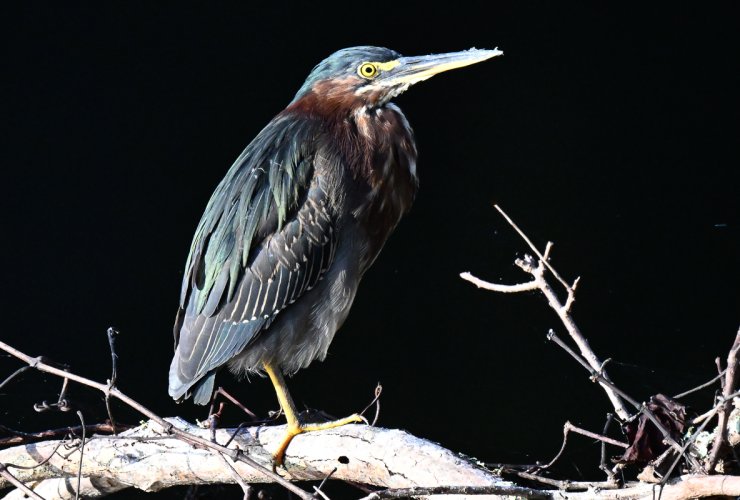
[
  {"x1": 706, "y1": 326, "x2": 740, "y2": 472},
  {"x1": 461, "y1": 238, "x2": 630, "y2": 421},
  {"x1": 0, "y1": 419, "x2": 509, "y2": 495}
]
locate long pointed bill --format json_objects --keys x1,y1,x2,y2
[{"x1": 379, "y1": 48, "x2": 503, "y2": 87}]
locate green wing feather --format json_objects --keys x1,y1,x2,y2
[{"x1": 180, "y1": 116, "x2": 316, "y2": 318}]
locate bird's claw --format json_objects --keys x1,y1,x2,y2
[{"x1": 271, "y1": 413, "x2": 368, "y2": 467}]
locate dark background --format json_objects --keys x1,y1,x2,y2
[{"x1": 2, "y1": 2, "x2": 738, "y2": 496}]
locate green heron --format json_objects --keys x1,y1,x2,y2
[{"x1": 169, "y1": 46, "x2": 502, "y2": 463}]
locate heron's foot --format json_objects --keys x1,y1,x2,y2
[{"x1": 272, "y1": 413, "x2": 367, "y2": 467}]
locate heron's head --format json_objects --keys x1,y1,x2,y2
[{"x1": 290, "y1": 46, "x2": 502, "y2": 112}]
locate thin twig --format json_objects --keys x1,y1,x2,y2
[
  {"x1": 547, "y1": 330, "x2": 685, "y2": 456},
  {"x1": 537, "y1": 420, "x2": 627, "y2": 471},
  {"x1": 74, "y1": 411, "x2": 86, "y2": 500},
  {"x1": 600, "y1": 414, "x2": 617, "y2": 481},
  {"x1": 313, "y1": 467, "x2": 336, "y2": 499},
  {"x1": 517, "y1": 470, "x2": 620, "y2": 492},
  {"x1": 674, "y1": 369, "x2": 727, "y2": 399},
  {"x1": 493, "y1": 204, "x2": 573, "y2": 293},
  {"x1": 210, "y1": 402, "x2": 225, "y2": 443},
  {"x1": 0, "y1": 463, "x2": 46, "y2": 500},
  {"x1": 3, "y1": 439, "x2": 66, "y2": 470},
  {"x1": 220, "y1": 453, "x2": 252, "y2": 499},
  {"x1": 107, "y1": 328, "x2": 118, "y2": 386},
  {"x1": 357, "y1": 484, "x2": 549, "y2": 500},
  {"x1": 223, "y1": 422, "x2": 248, "y2": 448},
  {"x1": 0, "y1": 340, "x2": 314, "y2": 500},
  {"x1": 564, "y1": 420, "x2": 627, "y2": 449},
  {"x1": 547, "y1": 331, "x2": 640, "y2": 409},
  {"x1": 106, "y1": 327, "x2": 119, "y2": 435},
  {"x1": 0, "y1": 423, "x2": 131, "y2": 447},
  {"x1": 0, "y1": 366, "x2": 32, "y2": 392},
  {"x1": 716, "y1": 357, "x2": 725, "y2": 391},
  {"x1": 312, "y1": 485, "x2": 331, "y2": 500},
  {"x1": 535, "y1": 267, "x2": 630, "y2": 420},
  {"x1": 691, "y1": 408, "x2": 716, "y2": 425},
  {"x1": 459, "y1": 273, "x2": 538, "y2": 293},
  {"x1": 34, "y1": 377, "x2": 71, "y2": 413},
  {"x1": 360, "y1": 383, "x2": 383, "y2": 426},
  {"x1": 210, "y1": 386, "x2": 258, "y2": 420},
  {"x1": 536, "y1": 423, "x2": 568, "y2": 470}
]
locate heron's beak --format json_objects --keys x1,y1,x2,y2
[{"x1": 379, "y1": 48, "x2": 503, "y2": 88}]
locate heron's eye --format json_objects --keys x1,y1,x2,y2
[{"x1": 358, "y1": 63, "x2": 378, "y2": 79}]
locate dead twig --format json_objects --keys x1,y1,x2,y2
[
  {"x1": 0, "y1": 463, "x2": 46, "y2": 500},
  {"x1": 313, "y1": 467, "x2": 337, "y2": 500},
  {"x1": 0, "y1": 366, "x2": 33, "y2": 392},
  {"x1": 673, "y1": 369, "x2": 726, "y2": 400},
  {"x1": 360, "y1": 383, "x2": 383, "y2": 426},
  {"x1": 219, "y1": 453, "x2": 251, "y2": 499},
  {"x1": 460, "y1": 205, "x2": 631, "y2": 421},
  {"x1": 537, "y1": 420, "x2": 627, "y2": 471},
  {"x1": 74, "y1": 411, "x2": 86, "y2": 500},
  {"x1": 0, "y1": 340, "x2": 314, "y2": 500},
  {"x1": 0, "y1": 423, "x2": 131, "y2": 447},
  {"x1": 517, "y1": 471, "x2": 620, "y2": 492},
  {"x1": 105, "y1": 327, "x2": 119, "y2": 435},
  {"x1": 3, "y1": 438, "x2": 66, "y2": 472},
  {"x1": 209, "y1": 386, "x2": 259, "y2": 422},
  {"x1": 600, "y1": 414, "x2": 618, "y2": 481},
  {"x1": 356, "y1": 484, "x2": 550, "y2": 499},
  {"x1": 34, "y1": 377, "x2": 71, "y2": 413},
  {"x1": 547, "y1": 330, "x2": 687, "y2": 460}
]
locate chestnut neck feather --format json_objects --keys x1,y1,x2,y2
[
  {"x1": 285, "y1": 79, "x2": 416, "y2": 184},
  {"x1": 284, "y1": 80, "x2": 418, "y2": 259}
]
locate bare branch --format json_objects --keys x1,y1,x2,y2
[
  {"x1": 0, "y1": 423, "x2": 131, "y2": 447},
  {"x1": 493, "y1": 204, "x2": 572, "y2": 293},
  {"x1": 357, "y1": 484, "x2": 549, "y2": 499},
  {"x1": 516, "y1": 471, "x2": 620, "y2": 492},
  {"x1": 104, "y1": 328, "x2": 119, "y2": 435},
  {"x1": 461, "y1": 206, "x2": 632, "y2": 420},
  {"x1": 459, "y1": 272, "x2": 538, "y2": 293},
  {"x1": 547, "y1": 331, "x2": 686, "y2": 458},
  {"x1": 561, "y1": 474, "x2": 740, "y2": 500},
  {"x1": 73, "y1": 411, "x2": 85, "y2": 500},
  {"x1": 706, "y1": 326, "x2": 740, "y2": 472},
  {"x1": 536, "y1": 276, "x2": 630, "y2": 420},
  {"x1": 219, "y1": 454, "x2": 251, "y2": 499},
  {"x1": 537, "y1": 420, "x2": 627, "y2": 472},
  {"x1": 674, "y1": 369, "x2": 726, "y2": 400},
  {"x1": 0, "y1": 340, "x2": 313, "y2": 500},
  {"x1": 0, "y1": 464, "x2": 45, "y2": 500},
  {"x1": 0, "y1": 366, "x2": 32, "y2": 392},
  {"x1": 360, "y1": 383, "x2": 383, "y2": 427}
]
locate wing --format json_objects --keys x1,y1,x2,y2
[{"x1": 168, "y1": 115, "x2": 337, "y2": 403}]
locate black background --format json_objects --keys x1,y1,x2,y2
[{"x1": 2, "y1": 2, "x2": 738, "y2": 496}]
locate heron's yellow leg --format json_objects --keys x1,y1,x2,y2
[{"x1": 263, "y1": 362, "x2": 367, "y2": 466}]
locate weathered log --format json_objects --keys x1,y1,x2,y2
[{"x1": 0, "y1": 417, "x2": 511, "y2": 498}]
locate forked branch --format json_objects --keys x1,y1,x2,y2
[{"x1": 460, "y1": 204, "x2": 630, "y2": 420}]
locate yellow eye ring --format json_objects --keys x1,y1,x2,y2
[{"x1": 358, "y1": 63, "x2": 378, "y2": 79}]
